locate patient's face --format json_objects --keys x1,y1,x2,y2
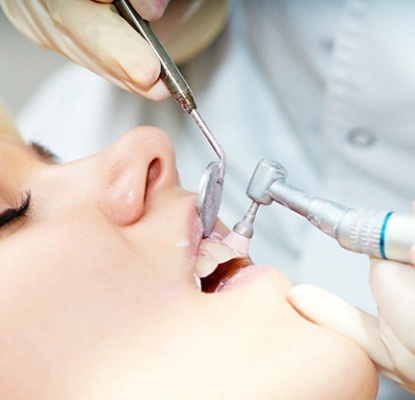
[{"x1": 0, "y1": 123, "x2": 377, "y2": 399}]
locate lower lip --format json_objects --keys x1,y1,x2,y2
[{"x1": 217, "y1": 265, "x2": 271, "y2": 292}]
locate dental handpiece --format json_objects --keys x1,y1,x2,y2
[
  {"x1": 113, "y1": 0, "x2": 226, "y2": 237},
  {"x1": 231, "y1": 159, "x2": 415, "y2": 264}
]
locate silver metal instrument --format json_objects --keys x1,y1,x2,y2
[
  {"x1": 233, "y1": 159, "x2": 415, "y2": 264},
  {"x1": 113, "y1": 0, "x2": 226, "y2": 237}
]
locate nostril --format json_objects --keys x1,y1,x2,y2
[
  {"x1": 145, "y1": 158, "x2": 161, "y2": 199},
  {"x1": 99, "y1": 157, "x2": 163, "y2": 226}
]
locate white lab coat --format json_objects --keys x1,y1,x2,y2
[{"x1": 17, "y1": 1, "x2": 415, "y2": 398}]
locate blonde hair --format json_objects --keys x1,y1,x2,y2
[{"x1": 0, "y1": 100, "x2": 21, "y2": 139}]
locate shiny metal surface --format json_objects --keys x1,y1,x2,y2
[
  {"x1": 114, "y1": 0, "x2": 226, "y2": 237},
  {"x1": 244, "y1": 159, "x2": 415, "y2": 264}
]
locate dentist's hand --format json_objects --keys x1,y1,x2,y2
[
  {"x1": 287, "y1": 257, "x2": 415, "y2": 394},
  {"x1": 0, "y1": 0, "x2": 171, "y2": 100}
]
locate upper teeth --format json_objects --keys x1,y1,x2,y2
[
  {"x1": 194, "y1": 255, "x2": 217, "y2": 278},
  {"x1": 194, "y1": 239, "x2": 242, "y2": 279}
]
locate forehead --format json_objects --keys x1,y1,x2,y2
[
  {"x1": 0, "y1": 137, "x2": 31, "y2": 180},
  {"x1": 0, "y1": 102, "x2": 53, "y2": 161},
  {"x1": 0, "y1": 101, "x2": 22, "y2": 140}
]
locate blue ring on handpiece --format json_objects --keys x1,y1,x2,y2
[{"x1": 379, "y1": 211, "x2": 393, "y2": 259}]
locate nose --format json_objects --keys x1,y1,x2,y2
[{"x1": 97, "y1": 127, "x2": 178, "y2": 226}]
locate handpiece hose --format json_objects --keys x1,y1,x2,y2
[{"x1": 268, "y1": 179, "x2": 415, "y2": 264}]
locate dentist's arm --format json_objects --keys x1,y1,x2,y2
[
  {"x1": 287, "y1": 257, "x2": 415, "y2": 394},
  {"x1": 0, "y1": 0, "x2": 171, "y2": 100}
]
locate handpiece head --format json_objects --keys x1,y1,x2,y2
[
  {"x1": 227, "y1": 160, "x2": 288, "y2": 249},
  {"x1": 246, "y1": 159, "x2": 287, "y2": 204}
]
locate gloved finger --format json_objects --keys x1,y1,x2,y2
[
  {"x1": 409, "y1": 201, "x2": 415, "y2": 264},
  {"x1": 3, "y1": 0, "x2": 170, "y2": 100},
  {"x1": 97, "y1": 0, "x2": 170, "y2": 22},
  {"x1": 127, "y1": 0, "x2": 170, "y2": 21},
  {"x1": 60, "y1": 0, "x2": 171, "y2": 99},
  {"x1": 410, "y1": 241, "x2": 415, "y2": 265},
  {"x1": 287, "y1": 284, "x2": 394, "y2": 375},
  {"x1": 377, "y1": 314, "x2": 415, "y2": 392},
  {"x1": 370, "y1": 259, "x2": 415, "y2": 354}
]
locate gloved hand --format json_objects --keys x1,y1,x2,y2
[
  {"x1": 0, "y1": 0, "x2": 171, "y2": 100},
  {"x1": 287, "y1": 257, "x2": 415, "y2": 394}
]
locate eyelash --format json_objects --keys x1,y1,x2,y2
[
  {"x1": 30, "y1": 141, "x2": 59, "y2": 162},
  {"x1": 0, "y1": 191, "x2": 32, "y2": 230}
]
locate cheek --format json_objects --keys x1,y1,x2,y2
[
  {"x1": 0, "y1": 201, "x2": 197, "y2": 320},
  {"x1": 4, "y1": 219, "x2": 185, "y2": 298},
  {"x1": 0, "y1": 219, "x2": 128, "y2": 292},
  {"x1": 0, "y1": 224, "x2": 158, "y2": 322}
]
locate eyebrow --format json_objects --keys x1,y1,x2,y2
[{"x1": 28, "y1": 141, "x2": 60, "y2": 164}]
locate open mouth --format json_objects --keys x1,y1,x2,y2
[
  {"x1": 200, "y1": 257, "x2": 252, "y2": 293},
  {"x1": 194, "y1": 232, "x2": 252, "y2": 293}
]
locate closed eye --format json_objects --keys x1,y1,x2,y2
[{"x1": 0, "y1": 191, "x2": 31, "y2": 229}]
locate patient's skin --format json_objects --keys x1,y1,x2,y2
[{"x1": 0, "y1": 115, "x2": 377, "y2": 398}]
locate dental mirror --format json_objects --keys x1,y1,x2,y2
[{"x1": 197, "y1": 161, "x2": 225, "y2": 237}]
